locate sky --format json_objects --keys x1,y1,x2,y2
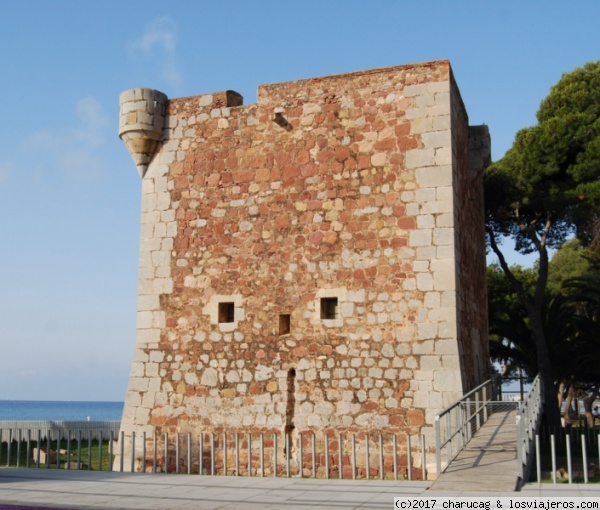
[{"x1": 0, "y1": 0, "x2": 598, "y2": 402}]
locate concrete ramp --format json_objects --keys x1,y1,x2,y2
[{"x1": 429, "y1": 408, "x2": 520, "y2": 493}]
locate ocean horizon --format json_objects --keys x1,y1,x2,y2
[{"x1": 0, "y1": 400, "x2": 124, "y2": 422}]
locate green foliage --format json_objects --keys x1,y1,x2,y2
[
  {"x1": 488, "y1": 242, "x2": 600, "y2": 384},
  {"x1": 546, "y1": 239, "x2": 592, "y2": 296},
  {"x1": 486, "y1": 61, "x2": 600, "y2": 426},
  {"x1": 487, "y1": 264, "x2": 537, "y2": 377},
  {"x1": 486, "y1": 60, "x2": 600, "y2": 253},
  {"x1": 547, "y1": 272, "x2": 600, "y2": 386}
]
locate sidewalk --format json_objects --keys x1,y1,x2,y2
[{"x1": 0, "y1": 468, "x2": 599, "y2": 510}]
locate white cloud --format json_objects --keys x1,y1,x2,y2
[
  {"x1": 20, "y1": 96, "x2": 109, "y2": 181},
  {"x1": 127, "y1": 16, "x2": 182, "y2": 88}
]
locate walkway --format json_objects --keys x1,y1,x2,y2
[
  {"x1": 0, "y1": 468, "x2": 428, "y2": 510},
  {"x1": 1, "y1": 467, "x2": 600, "y2": 509},
  {"x1": 429, "y1": 407, "x2": 520, "y2": 493}
]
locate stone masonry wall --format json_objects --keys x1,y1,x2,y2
[
  {"x1": 449, "y1": 74, "x2": 490, "y2": 392},
  {"x1": 117, "y1": 60, "x2": 490, "y2": 477}
]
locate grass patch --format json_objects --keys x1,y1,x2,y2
[{"x1": 0, "y1": 439, "x2": 113, "y2": 471}]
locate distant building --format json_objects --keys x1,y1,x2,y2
[{"x1": 116, "y1": 59, "x2": 490, "y2": 477}]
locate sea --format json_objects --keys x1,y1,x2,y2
[{"x1": 0, "y1": 400, "x2": 124, "y2": 422}]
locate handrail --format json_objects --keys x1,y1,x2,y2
[
  {"x1": 516, "y1": 374, "x2": 543, "y2": 484},
  {"x1": 434, "y1": 378, "x2": 499, "y2": 476}
]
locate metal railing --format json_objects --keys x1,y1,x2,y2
[
  {"x1": 1, "y1": 424, "x2": 431, "y2": 480},
  {"x1": 516, "y1": 374, "x2": 543, "y2": 482},
  {"x1": 115, "y1": 430, "x2": 430, "y2": 479},
  {"x1": 434, "y1": 378, "x2": 502, "y2": 476},
  {"x1": 533, "y1": 431, "x2": 600, "y2": 484},
  {"x1": 0, "y1": 421, "x2": 121, "y2": 470}
]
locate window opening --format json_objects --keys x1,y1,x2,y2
[
  {"x1": 218, "y1": 302, "x2": 235, "y2": 323},
  {"x1": 320, "y1": 297, "x2": 338, "y2": 320},
  {"x1": 279, "y1": 314, "x2": 291, "y2": 335}
]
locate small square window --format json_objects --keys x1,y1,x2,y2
[
  {"x1": 279, "y1": 314, "x2": 291, "y2": 335},
  {"x1": 320, "y1": 297, "x2": 338, "y2": 320},
  {"x1": 218, "y1": 302, "x2": 235, "y2": 323}
]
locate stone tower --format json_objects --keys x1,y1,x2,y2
[{"x1": 116, "y1": 60, "x2": 490, "y2": 477}]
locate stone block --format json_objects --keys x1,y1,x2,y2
[
  {"x1": 406, "y1": 148, "x2": 435, "y2": 169},
  {"x1": 409, "y1": 229, "x2": 432, "y2": 248},
  {"x1": 417, "y1": 323, "x2": 437, "y2": 340}
]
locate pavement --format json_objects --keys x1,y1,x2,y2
[
  {"x1": 429, "y1": 408, "x2": 521, "y2": 493},
  {"x1": 1, "y1": 469, "x2": 600, "y2": 510}
]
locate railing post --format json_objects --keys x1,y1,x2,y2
[
  {"x1": 247, "y1": 432, "x2": 252, "y2": 476},
  {"x1": 98, "y1": 430, "x2": 103, "y2": 471},
  {"x1": 378, "y1": 433, "x2": 384, "y2": 480},
  {"x1": 535, "y1": 434, "x2": 541, "y2": 485},
  {"x1": 222, "y1": 432, "x2": 227, "y2": 476},
  {"x1": 285, "y1": 433, "x2": 290, "y2": 478},
  {"x1": 260, "y1": 432, "x2": 264, "y2": 477},
  {"x1": 365, "y1": 434, "x2": 370, "y2": 480},
  {"x1": 210, "y1": 433, "x2": 215, "y2": 476},
  {"x1": 176, "y1": 432, "x2": 180, "y2": 475},
  {"x1": 153, "y1": 432, "x2": 157, "y2": 473},
  {"x1": 339, "y1": 432, "x2": 343, "y2": 480},
  {"x1": 299, "y1": 433, "x2": 303, "y2": 478},
  {"x1": 407, "y1": 434, "x2": 412, "y2": 481},
  {"x1": 164, "y1": 433, "x2": 169, "y2": 474},
  {"x1": 26, "y1": 429, "x2": 31, "y2": 469},
  {"x1": 109, "y1": 431, "x2": 114, "y2": 472},
  {"x1": 119, "y1": 431, "x2": 124, "y2": 472},
  {"x1": 131, "y1": 431, "x2": 136, "y2": 473},
  {"x1": 311, "y1": 432, "x2": 316, "y2": 478},
  {"x1": 235, "y1": 433, "x2": 239, "y2": 476},
  {"x1": 421, "y1": 434, "x2": 426, "y2": 481},
  {"x1": 515, "y1": 414, "x2": 523, "y2": 479},
  {"x1": 37, "y1": 430, "x2": 41, "y2": 468},
  {"x1": 582, "y1": 434, "x2": 588, "y2": 483},
  {"x1": 566, "y1": 434, "x2": 572, "y2": 484},
  {"x1": 16, "y1": 429, "x2": 21, "y2": 468},
  {"x1": 435, "y1": 415, "x2": 442, "y2": 476},
  {"x1": 273, "y1": 432, "x2": 277, "y2": 477},
  {"x1": 351, "y1": 433, "x2": 356, "y2": 480},
  {"x1": 188, "y1": 433, "x2": 192, "y2": 475},
  {"x1": 483, "y1": 385, "x2": 488, "y2": 422},
  {"x1": 393, "y1": 434, "x2": 398, "y2": 481},
  {"x1": 551, "y1": 434, "x2": 556, "y2": 484},
  {"x1": 199, "y1": 433, "x2": 203, "y2": 475},
  {"x1": 325, "y1": 434, "x2": 330, "y2": 479}
]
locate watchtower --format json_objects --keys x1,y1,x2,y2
[{"x1": 117, "y1": 60, "x2": 491, "y2": 477}]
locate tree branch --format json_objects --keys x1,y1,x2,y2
[
  {"x1": 523, "y1": 217, "x2": 551, "y2": 307},
  {"x1": 486, "y1": 226, "x2": 532, "y2": 310}
]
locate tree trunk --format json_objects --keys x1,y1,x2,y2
[
  {"x1": 557, "y1": 381, "x2": 565, "y2": 413},
  {"x1": 486, "y1": 223, "x2": 562, "y2": 429},
  {"x1": 530, "y1": 311, "x2": 561, "y2": 429},
  {"x1": 562, "y1": 381, "x2": 576, "y2": 429}
]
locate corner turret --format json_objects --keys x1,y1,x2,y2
[{"x1": 119, "y1": 88, "x2": 168, "y2": 178}]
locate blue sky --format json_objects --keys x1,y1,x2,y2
[{"x1": 1, "y1": 1, "x2": 598, "y2": 401}]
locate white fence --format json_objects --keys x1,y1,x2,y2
[{"x1": 0, "y1": 421, "x2": 120, "y2": 441}]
